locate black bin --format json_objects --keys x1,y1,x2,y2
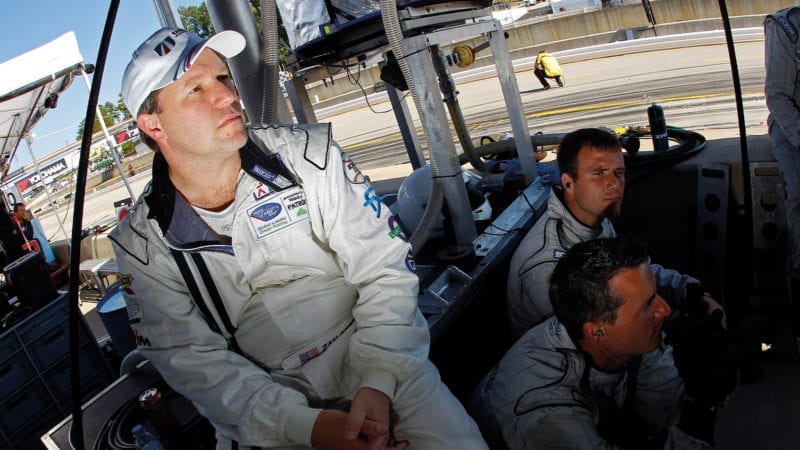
[{"x1": 4, "y1": 252, "x2": 57, "y2": 310}]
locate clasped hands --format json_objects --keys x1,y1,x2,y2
[{"x1": 311, "y1": 387, "x2": 409, "y2": 450}]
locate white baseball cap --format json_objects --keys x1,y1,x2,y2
[{"x1": 122, "y1": 27, "x2": 246, "y2": 118}]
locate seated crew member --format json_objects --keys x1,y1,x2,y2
[
  {"x1": 470, "y1": 236, "x2": 722, "y2": 449},
  {"x1": 506, "y1": 127, "x2": 724, "y2": 337},
  {"x1": 12, "y1": 203, "x2": 38, "y2": 253},
  {"x1": 109, "y1": 28, "x2": 489, "y2": 450}
]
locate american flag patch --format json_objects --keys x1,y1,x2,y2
[{"x1": 299, "y1": 347, "x2": 321, "y2": 364}]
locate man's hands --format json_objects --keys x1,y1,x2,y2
[
  {"x1": 663, "y1": 292, "x2": 738, "y2": 409},
  {"x1": 310, "y1": 387, "x2": 408, "y2": 450}
]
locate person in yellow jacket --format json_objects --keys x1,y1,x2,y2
[{"x1": 533, "y1": 49, "x2": 565, "y2": 89}]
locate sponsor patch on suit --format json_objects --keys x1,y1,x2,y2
[{"x1": 247, "y1": 186, "x2": 309, "y2": 239}]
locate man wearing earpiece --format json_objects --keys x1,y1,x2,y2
[
  {"x1": 470, "y1": 237, "x2": 715, "y2": 449},
  {"x1": 506, "y1": 128, "x2": 725, "y2": 337}
]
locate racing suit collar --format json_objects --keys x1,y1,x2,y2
[
  {"x1": 144, "y1": 140, "x2": 299, "y2": 245},
  {"x1": 146, "y1": 151, "x2": 176, "y2": 233}
]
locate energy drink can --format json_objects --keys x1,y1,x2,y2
[{"x1": 139, "y1": 387, "x2": 178, "y2": 434}]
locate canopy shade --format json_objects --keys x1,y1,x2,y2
[{"x1": 0, "y1": 31, "x2": 84, "y2": 181}]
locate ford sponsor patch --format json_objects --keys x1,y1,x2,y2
[
  {"x1": 251, "y1": 203, "x2": 283, "y2": 222},
  {"x1": 247, "y1": 187, "x2": 311, "y2": 239}
]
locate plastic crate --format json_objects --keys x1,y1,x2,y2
[
  {"x1": 26, "y1": 318, "x2": 91, "y2": 370},
  {"x1": 0, "y1": 333, "x2": 20, "y2": 365},
  {"x1": 7, "y1": 406, "x2": 62, "y2": 449},
  {"x1": 44, "y1": 343, "x2": 108, "y2": 399},
  {"x1": 57, "y1": 376, "x2": 111, "y2": 417},
  {"x1": 16, "y1": 295, "x2": 68, "y2": 344},
  {"x1": 0, "y1": 380, "x2": 51, "y2": 436},
  {"x1": 0, "y1": 350, "x2": 37, "y2": 398}
]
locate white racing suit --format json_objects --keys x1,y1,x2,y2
[
  {"x1": 469, "y1": 318, "x2": 712, "y2": 449},
  {"x1": 506, "y1": 188, "x2": 698, "y2": 337},
  {"x1": 765, "y1": 7, "x2": 800, "y2": 281},
  {"x1": 109, "y1": 124, "x2": 487, "y2": 449}
]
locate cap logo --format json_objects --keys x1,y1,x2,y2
[{"x1": 154, "y1": 36, "x2": 176, "y2": 56}]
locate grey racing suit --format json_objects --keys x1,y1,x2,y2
[
  {"x1": 109, "y1": 124, "x2": 487, "y2": 449},
  {"x1": 507, "y1": 188, "x2": 698, "y2": 337},
  {"x1": 469, "y1": 317, "x2": 712, "y2": 449},
  {"x1": 765, "y1": 7, "x2": 800, "y2": 280}
]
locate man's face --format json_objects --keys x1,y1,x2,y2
[
  {"x1": 597, "y1": 263, "x2": 672, "y2": 359},
  {"x1": 139, "y1": 49, "x2": 247, "y2": 161},
  {"x1": 562, "y1": 146, "x2": 625, "y2": 227},
  {"x1": 13, "y1": 206, "x2": 25, "y2": 219}
]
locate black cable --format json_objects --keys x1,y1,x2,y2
[
  {"x1": 624, "y1": 126, "x2": 706, "y2": 186},
  {"x1": 717, "y1": 0, "x2": 753, "y2": 281},
  {"x1": 93, "y1": 381, "x2": 208, "y2": 450},
  {"x1": 69, "y1": 2, "x2": 120, "y2": 448}
]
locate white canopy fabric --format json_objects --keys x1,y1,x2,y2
[{"x1": 0, "y1": 32, "x2": 84, "y2": 181}]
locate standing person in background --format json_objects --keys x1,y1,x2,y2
[
  {"x1": 533, "y1": 48, "x2": 564, "y2": 90},
  {"x1": 765, "y1": 6, "x2": 800, "y2": 353},
  {"x1": 11, "y1": 203, "x2": 33, "y2": 242},
  {"x1": 11, "y1": 202, "x2": 38, "y2": 254},
  {"x1": 110, "y1": 27, "x2": 488, "y2": 450}
]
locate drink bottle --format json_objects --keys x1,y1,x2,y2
[
  {"x1": 647, "y1": 103, "x2": 669, "y2": 152},
  {"x1": 132, "y1": 423, "x2": 165, "y2": 450}
]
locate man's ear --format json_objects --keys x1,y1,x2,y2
[
  {"x1": 583, "y1": 320, "x2": 607, "y2": 340},
  {"x1": 137, "y1": 113, "x2": 162, "y2": 142},
  {"x1": 561, "y1": 172, "x2": 574, "y2": 190}
]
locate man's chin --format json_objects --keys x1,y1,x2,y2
[{"x1": 603, "y1": 203, "x2": 622, "y2": 219}]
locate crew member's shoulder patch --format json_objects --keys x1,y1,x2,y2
[
  {"x1": 341, "y1": 153, "x2": 366, "y2": 184},
  {"x1": 553, "y1": 249, "x2": 566, "y2": 259},
  {"x1": 125, "y1": 292, "x2": 144, "y2": 323}
]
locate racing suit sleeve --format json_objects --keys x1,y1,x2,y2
[
  {"x1": 504, "y1": 346, "x2": 709, "y2": 450},
  {"x1": 309, "y1": 141, "x2": 429, "y2": 400},
  {"x1": 113, "y1": 247, "x2": 318, "y2": 447},
  {"x1": 765, "y1": 15, "x2": 800, "y2": 147},
  {"x1": 509, "y1": 258, "x2": 557, "y2": 337},
  {"x1": 650, "y1": 262, "x2": 698, "y2": 310}
]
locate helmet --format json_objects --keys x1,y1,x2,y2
[{"x1": 396, "y1": 165, "x2": 492, "y2": 239}]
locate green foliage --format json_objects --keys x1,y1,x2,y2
[
  {"x1": 116, "y1": 92, "x2": 131, "y2": 120},
  {"x1": 121, "y1": 140, "x2": 136, "y2": 157},
  {"x1": 178, "y1": 1, "x2": 290, "y2": 65},
  {"x1": 76, "y1": 103, "x2": 117, "y2": 140},
  {"x1": 76, "y1": 93, "x2": 130, "y2": 141},
  {"x1": 179, "y1": 4, "x2": 215, "y2": 38}
]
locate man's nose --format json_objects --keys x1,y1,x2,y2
[
  {"x1": 606, "y1": 173, "x2": 622, "y2": 190},
  {"x1": 654, "y1": 295, "x2": 672, "y2": 318},
  {"x1": 211, "y1": 80, "x2": 237, "y2": 107}
]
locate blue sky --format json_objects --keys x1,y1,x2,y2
[{"x1": 0, "y1": 0, "x2": 202, "y2": 171}]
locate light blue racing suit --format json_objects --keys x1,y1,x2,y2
[
  {"x1": 470, "y1": 318, "x2": 712, "y2": 449},
  {"x1": 506, "y1": 188, "x2": 698, "y2": 337},
  {"x1": 765, "y1": 7, "x2": 800, "y2": 280}
]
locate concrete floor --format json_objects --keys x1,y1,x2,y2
[{"x1": 716, "y1": 360, "x2": 800, "y2": 449}]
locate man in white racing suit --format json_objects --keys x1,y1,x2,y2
[
  {"x1": 471, "y1": 237, "x2": 715, "y2": 449},
  {"x1": 506, "y1": 128, "x2": 718, "y2": 338},
  {"x1": 110, "y1": 27, "x2": 488, "y2": 450},
  {"x1": 765, "y1": 6, "x2": 800, "y2": 346}
]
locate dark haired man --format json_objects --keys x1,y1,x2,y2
[
  {"x1": 506, "y1": 127, "x2": 719, "y2": 337},
  {"x1": 471, "y1": 237, "x2": 716, "y2": 449}
]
